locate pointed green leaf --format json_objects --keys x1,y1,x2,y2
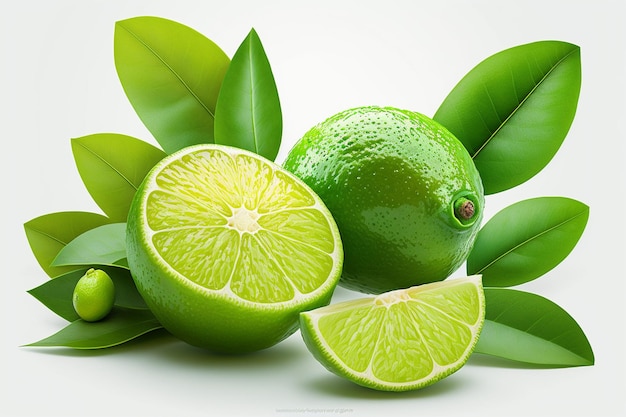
[
  {"x1": 71, "y1": 134, "x2": 165, "y2": 222},
  {"x1": 51, "y1": 223, "x2": 127, "y2": 268},
  {"x1": 114, "y1": 16, "x2": 230, "y2": 154},
  {"x1": 214, "y1": 28, "x2": 282, "y2": 161},
  {"x1": 467, "y1": 197, "x2": 589, "y2": 287},
  {"x1": 25, "y1": 307, "x2": 163, "y2": 349},
  {"x1": 24, "y1": 212, "x2": 111, "y2": 278},
  {"x1": 475, "y1": 288, "x2": 594, "y2": 366},
  {"x1": 434, "y1": 41, "x2": 581, "y2": 194},
  {"x1": 28, "y1": 266, "x2": 148, "y2": 321}
]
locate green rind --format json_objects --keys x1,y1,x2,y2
[
  {"x1": 300, "y1": 276, "x2": 485, "y2": 391},
  {"x1": 126, "y1": 144, "x2": 343, "y2": 353}
]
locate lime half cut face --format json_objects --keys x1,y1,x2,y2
[
  {"x1": 126, "y1": 144, "x2": 343, "y2": 353},
  {"x1": 300, "y1": 276, "x2": 484, "y2": 391}
]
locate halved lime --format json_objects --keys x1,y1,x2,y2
[
  {"x1": 300, "y1": 276, "x2": 484, "y2": 391},
  {"x1": 126, "y1": 144, "x2": 343, "y2": 353}
]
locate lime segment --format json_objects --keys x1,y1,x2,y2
[{"x1": 300, "y1": 276, "x2": 484, "y2": 391}]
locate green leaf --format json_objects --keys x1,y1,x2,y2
[
  {"x1": 467, "y1": 197, "x2": 589, "y2": 287},
  {"x1": 71, "y1": 134, "x2": 165, "y2": 222},
  {"x1": 28, "y1": 266, "x2": 148, "y2": 321},
  {"x1": 475, "y1": 288, "x2": 594, "y2": 366},
  {"x1": 51, "y1": 223, "x2": 127, "y2": 268},
  {"x1": 24, "y1": 212, "x2": 111, "y2": 278},
  {"x1": 25, "y1": 307, "x2": 163, "y2": 349},
  {"x1": 434, "y1": 41, "x2": 581, "y2": 194},
  {"x1": 214, "y1": 28, "x2": 282, "y2": 161},
  {"x1": 114, "y1": 16, "x2": 230, "y2": 154}
]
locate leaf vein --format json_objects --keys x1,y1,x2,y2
[
  {"x1": 472, "y1": 47, "x2": 579, "y2": 159},
  {"x1": 474, "y1": 209, "x2": 587, "y2": 275},
  {"x1": 248, "y1": 37, "x2": 259, "y2": 153},
  {"x1": 27, "y1": 226, "x2": 69, "y2": 246},
  {"x1": 118, "y1": 22, "x2": 215, "y2": 119},
  {"x1": 74, "y1": 140, "x2": 137, "y2": 191}
]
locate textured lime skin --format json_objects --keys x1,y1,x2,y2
[
  {"x1": 72, "y1": 268, "x2": 116, "y2": 322},
  {"x1": 284, "y1": 106, "x2": 484, "y2": 294},
  {"x1": 126, "y1": 144, "x2": 342, "y2": 354}
]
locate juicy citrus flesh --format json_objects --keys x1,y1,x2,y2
[
  {"x1": 300, "y1": 276, "x2": 485, "y2": 391},
  {"x1": 284, "y1": 106, "x2": 484, "y2": 294},
  {"x1": 72, "y1": 268, "x2": 116, "y2": 322},
  {"x1": 126, "y1": 144, "x2": 343, "y2": 353}
]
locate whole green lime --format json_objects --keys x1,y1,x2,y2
[
  {"x1": 73, "y1": 268, "x2": 116, "y2": 322},
  {"x1": 283, "y1": 106, "x2": 484, "y2": 294}
]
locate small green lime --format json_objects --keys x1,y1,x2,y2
[
  {"x1": 284, "y1": 106, "x2": 484, "y2": 294},
  {"x1": 72, "y1": 268, "x2": 116, "y2": 322}
]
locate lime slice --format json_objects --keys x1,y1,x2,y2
[
  {"x1": 300, "y1": 276, "x2": 484, "y2": 391},
  {"x1": 126, "y1": 144, "x2": 343, "y2": 353}
]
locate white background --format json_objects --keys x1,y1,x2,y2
[{"x1": 2, "y1": 1, "x2": 625, "y2": 416}]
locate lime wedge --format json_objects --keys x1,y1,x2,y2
[
  {"x1": 300, "y1": 276, "x2": 484, "y2": 391},
  {"x1": 126, "y1": 144, "x2": 343, "y2": 353}
]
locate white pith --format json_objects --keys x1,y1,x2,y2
[{"x1": 227, "y1": 206, "x2": 261, "y2": 233}]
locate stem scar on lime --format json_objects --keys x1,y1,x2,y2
[
  {"x1": 450, "y1": 191, "x2": 481, "y2": 228},
  {"x1": 72, "y1": 268, "x2": 116, "y2": 322},
  {"x1": 454, "y1": 197, "x2": 475, "y2": 222}
]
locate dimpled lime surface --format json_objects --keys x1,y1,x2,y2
[
  {"x1": 126, "y1": 144, "x2": 343, "y2": 353},
  {"x1": 284, "y1": 106, "x2": 484, "y2": 294},
  {"x1": 300, "y1": 276, "x2": 485, "y2": 391}
]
